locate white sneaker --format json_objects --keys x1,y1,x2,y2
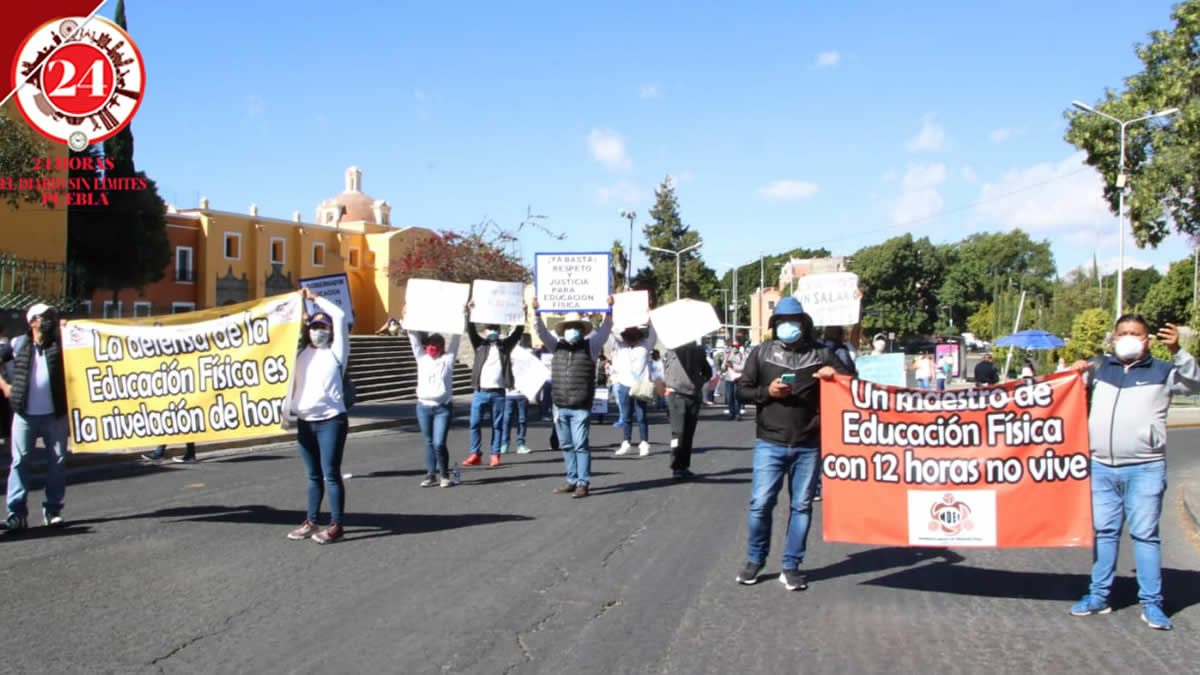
[
  {"x1": 616, "y1": 441, "x2": 632, "y2": 455},
  {"x1": 638, "y1": 441, "x2": 651, "y2": 456}
]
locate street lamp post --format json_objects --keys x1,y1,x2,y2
[
  {"x1": 647, "y1": 242, "x2": 703, "y2": 301},
  {"x1": 720, "y1": 261, "x2": 738, "y2": 341},
  {"x1": 1071, "y1": 100, "x2": 1179, "y2": 319},
  {"x1": 759, "y1": 253, "x2": 765, "y2": 343},
  {"x1": 619, "y1": 210, "x2": 636, "y2": 291}
]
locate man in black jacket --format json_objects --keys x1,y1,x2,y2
[
  {"x1": 973, "y1": 352, "x2": 999, "y2": 385},
  {"x1": 734, "y1": 297, "x2": 851, "y2": 590},
  {"x1": 0, "y1": 303, "x2": 69, "y2": 532},
  {"x1": 662, "y1": 341, "x2": 713, "y2": 479},
  {"x1": 463, "y1": 310, "x2": 524, "y2": 468}
]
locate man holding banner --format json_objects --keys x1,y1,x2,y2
[
  {"x1": 734, "y1": 297, "x2": 850, "y2": 590},
  {"x1": 463, "y1": 307, "x2": 525, "y2": 468},
  {"x1": 1068, "y1": 317, "x2": 1200, "y2": 630}
]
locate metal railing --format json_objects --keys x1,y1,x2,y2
[{"x1": 0, "y1": 251, "x2": 85, "y2": 312}]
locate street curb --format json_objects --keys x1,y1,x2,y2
[
  {"x1": 1181, "y1": 482, "x2": 1200, "y2": 539},
  {"x1": 1167, "y1": 422, "x2": 1200, "y2": 429}
]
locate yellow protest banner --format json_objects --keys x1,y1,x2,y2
[{"x1": 62, "y1": 293, "x2": 304, "y2": 452}]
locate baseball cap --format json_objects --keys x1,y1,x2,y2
[{"x1": 26, "y1": 303, "x2": 55, "y2": 323}]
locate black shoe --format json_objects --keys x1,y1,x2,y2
[
  {"x1": 420, "y1": 473, "x2": 438, "y2": 488},
  {"x1": 0, "y1": 513, "x2": 28, "y2": 532},
  {"x1": 736, "y1": 561, "x2": 764, "y2": 585},
  {"x1": 779, "y1": 568, "x2": 808, "y2": 591},
  {"x1": 672, "y1": 469, "x2": 695, "y2": 480}
]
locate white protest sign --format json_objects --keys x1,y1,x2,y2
[
  {"x1": 535, "y1": 252, "x2": 611, "y2": 313},
  {"x1": 299, "y1": 273, "x2": 355, "y2": 325},
  {"x1": 470, "y1": 280, "x2": 526, "y2": 325},
  {"x1": 510, "y1": 346, "x2": 550, "y2": 402},
  {"x1": 649, "y1": 299, "x2": 721, "y2": 349},
  {"x1": 403, "y1": 279, "x2": 470, "y2": 335},
  {"x1": 591, "y1": 388, "x2": 609, "y2": 415},
  {"x1": 612, "y1": 291, "x2": 650, "y2": 331},
  {"x1": 793, "y1": 272, "x2": 860, "y2": 326}
]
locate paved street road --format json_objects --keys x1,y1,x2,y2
[{"x1": 2, "y1": 408, "x2": 1199, "y2": 674}]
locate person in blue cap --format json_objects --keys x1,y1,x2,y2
[{"x1": 733, "y1": 296, "x2": 852, "y2": 591}]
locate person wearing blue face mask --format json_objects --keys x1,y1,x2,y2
[
  {"x1": 533, "y1": 297, "x2": 614, "y2": 498},
  {"x1": 463, "y1": 305, "x2": 525, "y2": 468},
  {"x1": 733, "y1": 297, "x2": 852, "y2": 591}
]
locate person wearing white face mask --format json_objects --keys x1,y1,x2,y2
[
  {"x1": 283, "y1": 288, "x2": 351, "y2": 545},
  {"x1": 463, "y1": 305, "x2": 525, "y2": 468},
  {"x1": 533, "y1": 297, "x2": 614, "y2": 498},
  {"x1": 1067, "y1": 314, "x2": 1200, "y2": 630}
]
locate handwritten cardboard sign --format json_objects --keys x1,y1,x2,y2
[
  {"x1": 535, "y1": 252, "x2": 611, "y2": 313},
  {"x1": 794, "y1": 272, "x2": 860, "y2": 326},
  {"x1": 471, "y1": 280, "x2": 526, "y2": 325},
  {"x1": 612, "y1": 291, "x2": 650, "y2": 331},
  {"x1": 650, "y1": 299, "x2": 721, "y2": 349}
]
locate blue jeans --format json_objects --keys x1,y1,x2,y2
[
  {"x1": 554, "y1": 406, "x2": 592, "y2": 485},
  {"x1": 469, "y1": 390, "x2": 506, "y2": 456},
  {"x1": 6, "y1": 413, "x2": 68, "y2": 516},
  {"x1": 416, "y1": 402, "x2": 452, "y2": 475},
  {"x1": 746, "y1": 439, "x2": 819, "y2": 569},
  {"x1": 503, "y1": 396, "x2": 528, "y2": 446},
  {"x1": 917, "y1": 378, "x2": 930, "y2": 390},
  {"x1": 297, "y1": 414, "x2": 348, "y2": 524},
  {"x1": 936, "y1": 377, "x2": 946, "y2": 391},
  {"x1": 615, "y1": 384, "x2": 648, "y2": 442},
  {"x1": 725, "y1": 381, "x2": 741, "y2": 420},
  {"x1": 1088, "y1": 459, "x2": 1167, "y2": 606}
]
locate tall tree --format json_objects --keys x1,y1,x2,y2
[
  {"x1": 850, "y1": 234, "x2": 945, "y2": 337},
  {"x1": 610, "y1": 239, "x2": 627, "y2": 291},
  {"x1": 1141, "y1": 256, "x2": 1196, "y2": 329},
  {"x1": 1100, "y1": 266, "x2": 1161, "y2": 310},
  {"x1": 938, "y1": 230, "x2": 1056, "y2": 327},
  {"x1": 1064, "y1": 0, "x2": 1200, "y2": 246},
  {"x1": 717, "y1": 246, "x2": 831, "y2": 329},
  {"x1": 635, "y1": 176, "x2": 718, "y2": 305},
  {"x1": 68, "y1": 0, "x2": 171, "y2": 299}
]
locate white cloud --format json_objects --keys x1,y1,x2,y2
[
  {"x1": 639, "y1": 84, "x2": 659, "y2": 99},
  {"x1": 756, "y1": 180, "x2": 819, "y2": 201},
  {"x1": 905, "y1": 115, "x2": 945, "y2": 152},
  {"x1": 989, "y1": 127, "x2": 1024, "y2": 143},
  {"x1": 1096, "y1": 255, "x2": 1157, "y2": 275},
  {"x1": 815, "y1": 51, "x2": 840, "y2": 68},
  {"x1": 587, "y1": 128, "x2": 632, "y2": 172},
  {"x1": 880, "y1": 169, "x2": 897, "y2": 184},
  {"x1": 961, "y1": 165, "x2": 977, "y2": 184},
  {"x1": 891, "y1": 163, "x2": 947, "y2": 225},
  {"x1": 974, "y1": 152, "x2": 1112, "y2": 232},
  {"x1": 593, "y1": 181, "x2": 647, "y2": 205}
]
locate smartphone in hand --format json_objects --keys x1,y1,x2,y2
[{"x1": 780, "y1": 372, "x2": 796, "y2": 386}]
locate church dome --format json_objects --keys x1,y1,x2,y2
[{"x1": 316, "y1": 166, "x2": 391, "y2": 226}]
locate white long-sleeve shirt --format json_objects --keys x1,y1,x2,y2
[
  {"x1": 535, "y1": 313, "x2": 613, "y2": 361},
  {"x1": 290, "y1": 296, "x2": 350, "y2": 421},
  {"x1": 609, "y1": 324, "x2": 657, "y2": 387},
  {"x1": 411, "y1": 330, "x2": 461, "y2": 406}
]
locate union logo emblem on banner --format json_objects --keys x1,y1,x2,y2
[{"x1": 10, "y1": 15, "x2": 145, "y2": 150}]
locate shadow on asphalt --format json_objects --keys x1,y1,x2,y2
[
  {"x1": 1, "y1": 524, "x2": 93, "y2": 541},
  {"x1": 72, "y1": 504, "x2": 534, "y2": 541},
  {"x1": 467, "y1": 471, "x2": 618, "y2": 486},
  {"x1": 587, "y1": 467, "x2": 752, "y2": 496},
  {"x1": 806, "y1": 547, "x2": 966, "y2": 583},
  {"x1": 860, "y1": 561, "x2": 1200, "y2": 613},
  {"x1": 212, "y1": 454, "x2": 290, "y2": 464}
]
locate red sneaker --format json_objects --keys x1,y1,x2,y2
[
  {"x1": 462, "y1": 453, "x2": 482, "y2": 466},
  {"x1": 489, "y1": 454, "x2": 501, "y2": 467}
]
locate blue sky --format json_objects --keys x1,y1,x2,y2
[{"x1": 109, "y1": 0, "x2": 1192, "y2": 282}]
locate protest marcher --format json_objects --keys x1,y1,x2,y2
[
  {"x1": 594, "y1": 355, "x2": 610, "y2": 423},
  {"x1": 663, "y1": 340, "x2": 712, "y2": 479},
  {"x1": 871, "y1": 333, "x2": 887, "y2": 355},
  {"x1": 501, "y1": 390, "x2": 531, "y2": 455},
  {"x1": 722, "y1": 343, "x2": 747, "y2": 420},
  {"x1": 142, "y1": 442, "x2": 197, "y2": 464},
  {"x1": 704, "y1": 349, "x2": 718, "y2": 405},
  {"x1": 463, "y1": 306, "x2": 524, "y2": 467},
  {"x1": 1068, "y1": 317, "x2": 1200, "y2": 630},
  {"x1": 913, "y1": 353, "x2": 933, "y2": 390},
  {"x1": 533, "y1": 297, "x2": 614, "y2": 498},
  {"x1": 1056, "y1": 356, "x2": 1069, "y2": 372},
  {"x1": 733, "y1": 297, "x2": 852, "y2": 590},
  {"x1": 1020, "y1": 359, "x2": 1036, "y2": 379},
  {"x1": 650, "y1": 350, "x2": 667, "y2": 410},
  {"x1": 935, "y1": 353, "x2": 949, "y2": 391},
  {"x1": 823, "y1": 326, "x2": 858, "y2": 374},
  {"x1": 375, "y1": 317, "x2": 403, "y2": 336},
  {"x1": 409, "y1": 311, "x2": 464, "y2": 488},
  {"x1": 0, "y1": 303, "x2": 69, "y2": 532},
  {"x1": 611, "y1": 324, "x2": 656, "y2": 455},
  {"x1": 283, "y1": 288, "x2": 352, "y2": 544},
  {"x1": 973, "y1": 352, "x2": 1000, "y2": 385}
]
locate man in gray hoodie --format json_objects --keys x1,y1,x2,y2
[
  {"x1": 1067, "y1": 316, "x2": 1200, "y2": 630},
  {"x1": 663, "y1": 341, "x2": 713, "y2": 479}
]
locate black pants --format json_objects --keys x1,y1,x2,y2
[{"x1": 666, "y1": 392, "x2": 702, "y2": 470}]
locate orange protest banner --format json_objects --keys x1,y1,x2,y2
[{"x1": 820, "y1": 372, "x2": 1092, "y2": 548}]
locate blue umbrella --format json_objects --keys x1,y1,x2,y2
[{"x1": 992, "y1": 329, "x2": 1065, "y2": 350}]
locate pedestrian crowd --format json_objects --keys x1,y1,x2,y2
[{"x1": 0, "y1": 288, "x2": 1196, "y2": 632}]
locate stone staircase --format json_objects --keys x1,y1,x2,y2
[{"x1": 347, "y1": 334, "x2": 474, "y2": 403}]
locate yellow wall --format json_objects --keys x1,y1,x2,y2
[{"x1": 1, "y1": 99, "x2": 67, "y2": 265}]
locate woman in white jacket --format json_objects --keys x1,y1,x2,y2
[
  {"x1": 286, "y1": 288, "x2": 351, "y2": 545},
  {"x1": 610, "y1": 324, "x2": 656, "y2": 455},
  {"x1": 410, "y1": 315, "x2": 463, "y2": 488}
]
